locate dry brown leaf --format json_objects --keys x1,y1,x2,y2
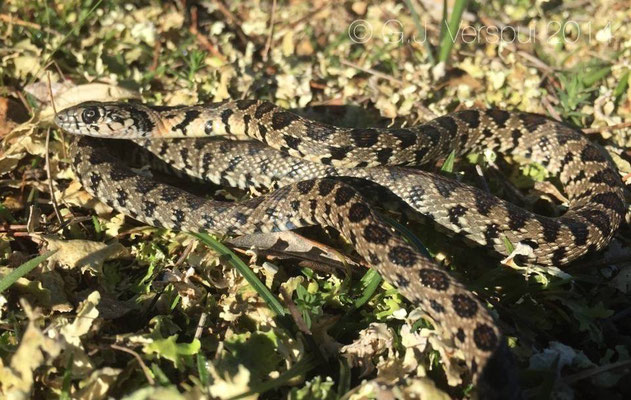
[
  {"x1": 24, "y1": 81, "x2": 75, "y2": 105},
  {"x1": 0, "y1": 97, "x2": 29, "y2": 138},
  {"x1": 0, "y1": 301, "x2": 63, "y2": 399},
  {"x1": 60, "y1": 291, "x2": 101, "y2": 347},
  {"x1": 71, "y1": 367, "x2": 122, "y2": 400},
  {"x1": 341, "y1": 322, "x2": 394, "y2": 376},
  {"x1": 228, "y1": 231, "x2": 359, "y2": 271},
  {"x1": 61, "y1": 180, "x2": 114, "y2": 216},
  {"x1": 43, "y1": 236, "x2": 128, "y2": 274},
  {"x1": 207, "y1": 364, "x2": 255, "y2": 400}
]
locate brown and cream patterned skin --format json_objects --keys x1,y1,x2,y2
[{"x1": 55, "y1": 100, "x2": 626, "y2": 397}]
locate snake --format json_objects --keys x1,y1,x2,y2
[{"x1": 53, "y1": 100, "x2": 626, "y2": 397}]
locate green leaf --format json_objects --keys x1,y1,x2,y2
[
  {"x1": 294, "y1": 283, "x2": 325, "y2": 329},
  {"x1": 572, "y1": 301, "x2": 614, "y2": 330},
  {"x1": 289, "y1": 375, "x2": 336, "y2": 400},
  {"x1": 192, "y1": 232, "x2": 286, "y2": 317},
  {"x1": 143, "y1": 335, "x2": 201, "y2": 369},
  {"x1": 521, "y1": 162, "x2": 549, "y2": 183},
  {"x1": 229, "y1": 355, "x2": 319, "y2": 400},
  {"x1": 224, "y1": 332, "x2": 283, "y2": 380},
  {"x1": 552, "y1": 297, "x2": 614, "y2": 343},
  {"x1": 0, "y1": 250, "x2": 57, "y2": 293}
]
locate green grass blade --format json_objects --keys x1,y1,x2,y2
[
  {"x1": 337, "y1": 358, "x2": 351, "y2": 397},
  {"x1": 438, "y1": 0, "x2": 449, "y2": 49},
  {"x1": 351, "y1": 212, "x2": 430, "y2": 309},
  {"x1": 502, "y1": 235, "x2": 515, "y2": 254},
  {"x1": 0, "y1": 203, "x2": 17, "y2": 224},
  {"x1": 27, "y1": 0, "x2": 103, "y2": 87},
  {"x1": 196, "y1": 353, "x2": 210, "y2": 386},
  {"x1": 582, "y1": 65, "x2": 611, "y2": 87},
  {"x1": 614, "y1": 69, "x2": 629, "y2": 99},
  {"x1": 0, "y1": 250, "x2": 57, "y2": 293},
  {"x1": 404, "y1": 0, "x2": 435, "y2": 63},
  {"x1": 150, "y1": 363, "x2": 171, "y2": 386},
  {"x1": 381, "y1": 215, "x2": 430, "y2": 257},
  {"x1": 192, "y1": 232, "x2": 286, "y2": 317},
  {"x1": 441, "y1": 150, "x2": 457, "y2": 173},
  {"x1": 353, "y1": 268, "x2": 382, "y2": 309},
  {"x1": 438, "y1": 0, "x2": 470, "y2": 63},
  {"x1": 59, "y1": 352, "x2": 74, "y2": 400}
]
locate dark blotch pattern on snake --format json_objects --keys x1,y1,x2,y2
[{"x1": 54, "y1": 100, "x2": 625, "y2": 398}]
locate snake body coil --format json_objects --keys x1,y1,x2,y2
[{"x1": 55, "y1": 100, "x2": 626, "y2": 396}]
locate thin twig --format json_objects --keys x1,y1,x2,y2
[
  {"x1": 149, "y1": 39, "x2": 162, "y2": 72},
  {"x1": 474, "y1": 165, "x2": 491, "y2": 193},
  {"x1": 262, "y1": 0, "x2": 277, "y2": 61},
  {"x1": 44, "y1": 129, "x2": 62, "y2": 226},
  {"x1": 516, "y1": 51, "x2": 557, "y2": 75},
  {"x1": 563, "y1": 359, "x2": 631, "y2": 384},
  {"x1": 288, "y1": 3, "x2": 328, "y2": 29},
  {"x1": 189, "y1": 6, "x2": 226, "y2": 62},
  {"x1": 45, "y1": 73, "x2": 63, "y2": 225},
  {"x1": 51, "y1": 216, "x2": 93, "y2": 233},
  {"x1": 583, "y1": 121, "x2": 631, "y2": 134},
  {"x1": 174, "y1": 241, "x2": 195, "y2": 267},
  {"x1": 213, "y1": 0, "x2": 243, "y2": 25},
  {"x1": 280, "y1": 287, "x2": 311, "y2": 335},
  {"x1": 111, "y1": 344, "x2": 156, "y2": 385},
  {"x1": 194, "y1": 311, "x2": 208, "y2": 340},
  {"x1": 0, "y1": 13, "x2": 61, "y2": 36},
  {"x1": 0, "y1": 231, "x2": 38, "y2": 238},
  {"x1": 0, "y1": 224, "x2": 29, "y2": 232},
  {"x1": 541, "y1": 96, "x2": 563, "y2": 121},
  {"x1": 51, "y1": 60, "x2": 66, "y2": 82},
  {"x1": 212, "y1": 0, "x2": 250, "y2": 46},
  {"x1": 15, "y1": 90, "x2": 33, "y2": 116},
  {"x1": 340, "y1": 59, "x2": 405, "y2": 85}
]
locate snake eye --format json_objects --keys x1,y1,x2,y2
[{"x1": 81, "y1": 107, "x2": 100, "y2": 124}]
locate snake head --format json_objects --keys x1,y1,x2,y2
[{"x1": 54, "y1": 102, "x2": 156, "y2": 138}]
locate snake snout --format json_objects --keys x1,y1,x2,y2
[
  {"x1": 53, "y1": 113, "x2": 66, "y2": 125},
  {"x1": 53, "y1": 110, "x2": 80, "y2": 134}
]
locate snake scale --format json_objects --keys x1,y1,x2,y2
[{"x1": 54, "y1": 100, "x2": 626, "y2": 397}]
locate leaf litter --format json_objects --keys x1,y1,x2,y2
[{"x1": 1, "y1": 0, "x2": 630, "y2": 398}]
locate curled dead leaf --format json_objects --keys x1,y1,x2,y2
[
  {"x1": 0, "y1": 300, "x2": 63, "y2": 398},
  {"x1": 43, "y1": 236, "x2": 128, "y2": 274}
]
